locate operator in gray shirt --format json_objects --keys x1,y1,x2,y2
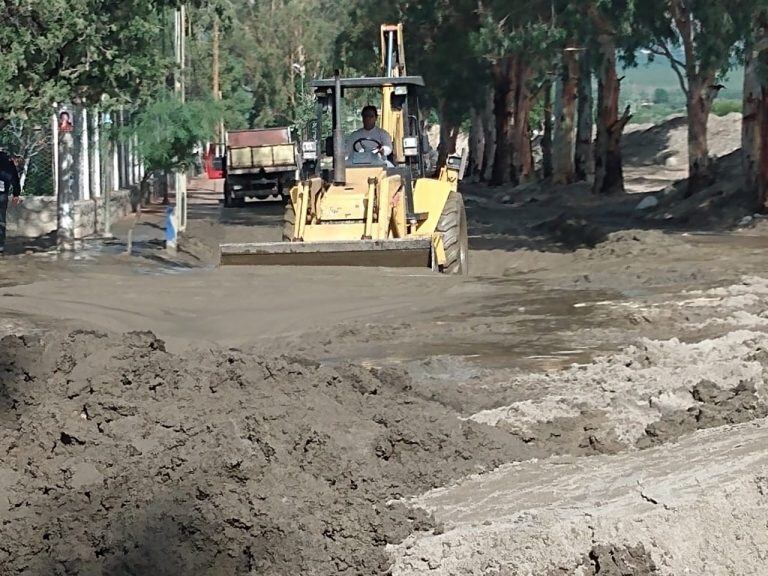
[{"x1": 346, "y1": 105, "x2": 393, "y2": 161}]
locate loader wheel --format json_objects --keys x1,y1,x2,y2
[
  {"x1": 435, "y1": 191, "x2": 468, "y2": 275},
  {"x1": 282, "y1": 200, "x2": 296, "y2": 241}
]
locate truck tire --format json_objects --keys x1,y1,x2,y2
[
  {"x1": 435, "y1": 191, "x2": 469, "y2": 275},
  {"x1": 282, "y1": 200, "x2": 296, "y2": 241},
  {"x1": 223, "y1": 182, "x2": 233, "y2": 207}
]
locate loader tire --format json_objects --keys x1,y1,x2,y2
[
  {"x1": 282, "y1": 200, "x2": 296, "y2": 241},
  {"x1": 435, "y1": 191, "x2": 468, "y2": 275}
]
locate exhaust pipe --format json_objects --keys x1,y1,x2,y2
[{"x1": 332, "y1": 71, "x2": 346, "y2": 185}]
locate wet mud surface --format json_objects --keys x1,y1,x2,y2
[
  {"x1": 3, "y1": 161, "x2": 768, "y2": 574},
  {"x1": 0, "y1": 330, "x2": 541, "y2": 575}
]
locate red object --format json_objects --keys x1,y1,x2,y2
[{"x1": 204, "y1": 143, "x2": 224, "y2": 179}]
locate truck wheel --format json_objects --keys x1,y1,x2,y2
[
  {"x1": 223, "y1": 182, "x2": 232, "y2": 207},
  {"x1": 282, "y1": 200, "x2": 296, "y2": 241},
  {"x1": 435, "y1": 191, "x2": 468, "y2": 275}
]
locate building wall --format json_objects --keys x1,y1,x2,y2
[{"x1": 6, "y1": 190, "x2": 132, "y2": 239}]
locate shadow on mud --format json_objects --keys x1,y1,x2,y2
[
  {"x1": 15, "y1": 491, "x2": 296, "y2": 576},
  {"x1": 98, "y1": 495, "x2": 293, "y2": 576},
  {"x1": 622, "y1": 116, "x2": 686, "y2": 166}
]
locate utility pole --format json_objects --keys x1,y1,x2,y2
[
  {"x1": 213, "y1": 14, "x2": 225, "y2": 148},
  {"x1": 80, "y1": 107, "x2": 90, "y2": 200},
  {"x1": 213, "y1": 15, "x2": 220, "y2": 101},
  {"x1": 171, "y1": 4, "x2": 188, "y2": 247},
  {"x1": 56, "y1": 103, "x2": 79, "y2": 250}
]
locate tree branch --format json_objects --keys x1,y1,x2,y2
[
  {"x1": 609, "y1": 105, "x2": 633, "y2": 133},
  {"x1": 647, "y1": 44, "x2": 685, "y2": 69},
  {"x1": 649, "y1": 43, "x2": 688, "y2": 97}
]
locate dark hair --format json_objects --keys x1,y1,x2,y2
[{"x1": 362, "y1": 105, "x2": 377, "y2": 117}]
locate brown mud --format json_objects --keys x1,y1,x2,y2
[
  {"x1": 2, "y1": 115, "x2": 768, "y2": 574},
  {"x1": 0, "y1": 329, "x2": 545, "y2": 575}
]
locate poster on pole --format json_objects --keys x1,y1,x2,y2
[{"x1": 58, "y1": 108, "x2": 74, "y2": 133}]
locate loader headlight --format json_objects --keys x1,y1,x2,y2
[
  {"x1": 301, "y1": 141, "x2": 317, "y2": 161},
  {"x1": 403, "y1": 136, "x2": 419, "y2": 157}
]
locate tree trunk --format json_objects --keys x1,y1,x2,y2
[
  {"x1": 511, "y1": 58, "x2": 533, "y2": 183},
  {"x1": 686, "y1": 77, "x2": 715, "y2": 195},
  {"x1": 593, "y1": 34, "x2": 629, "y2": 195},
  {"x1": 743, "y1": 40, "x2": 760, "y2": 194},
  {"x1": 750, "y1": 14, "x2": 768, "y2": 210},
  {"x1": 481, "y1": 86, "x2": 495, "y2": 181},
  {"x1": 542, "y1": 80, "x2": 553, "y2": 180},
  {"x1": 666, "y1": 0, "x2": 716, "y2": 195},
  {"x1": 759, "y1": 85, "x2": 768, "y2": 210},
  {"x1": 162, "y1": 171, "x2": 170, "y2": 205},
  {"x1": 553, "y1": 48, "x2": 579, "y2": 184},
  {"x1": 491, "y1": 56, "x2": 516, "y2": 186},
  {"x1": 575, "y1": 49, "x2": 594, "y2": 182},
  {"x1": 468, "y1": 106, "x2": 485, "y2": 180}
]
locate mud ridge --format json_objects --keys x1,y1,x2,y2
[{"x1": 0, "y1": 329, "x2": 542, "y2": 575}]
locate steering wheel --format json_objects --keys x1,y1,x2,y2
[{"x1": 353, "y1": 137, "x2": 383, "y2": 153}]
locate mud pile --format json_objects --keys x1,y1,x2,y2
[
  {"x1": 0, "y1": 330, "x2": 537, "y2": 575},
  {"x1": 470, "y1": 328, "x2": 768, "y2": 455}
]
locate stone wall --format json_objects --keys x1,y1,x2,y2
[{"x1": 6, "y1": 190, "x2": 133, "y2": 239}]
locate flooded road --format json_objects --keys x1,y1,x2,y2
[{"x1": 3, "y1": 179, "x2": 768, "y2": 575}]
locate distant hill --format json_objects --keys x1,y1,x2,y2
[
  {"x1": 618, "y1": 54, "x2": 743, "y2": 123},
  {"x1": 621, "y1": 55, "x2": 744, "y2": 100}
]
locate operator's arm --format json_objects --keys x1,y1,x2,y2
[{"x1": 378, "y1": 128, "x2": 393, "y2": 157}]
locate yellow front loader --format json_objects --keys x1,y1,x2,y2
[{"x1": 219, "y1": 24, "x2": 469, "y2": 274}]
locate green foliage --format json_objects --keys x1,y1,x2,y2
[
  {"x1": 0, "y1": 0, "x2": 182, "y2": 118},
  {"x1": 339, "y1": 0, "x2": 488, "y2": 128},
  {"x1": 653, "y1": 87, "x2": 670, "y2": 104},
  {"x1": 474, "y1": 3, "x2": 565, "y2": 63},
  {"x1": 225, "y1": 0, "x2": 350, "y2": 127},
  {"x1": 711, "y1": 99, "x2": 743, "y2": 116},
  {"x1": 632, "y1": 0, "x2": 758, "y2": 92},
  {"x1": 127, "y1": 93, "x2": 222, "y2": 177}
]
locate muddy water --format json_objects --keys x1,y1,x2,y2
[{"x1": 322, "y1": 284, "x2": 620, "y2": 371}]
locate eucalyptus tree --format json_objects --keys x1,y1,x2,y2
[{"x1": 636, "y1": 0, "x2": 757, "y2": 193}]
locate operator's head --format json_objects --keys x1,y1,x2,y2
[{"x1": 362, "y1": 105, "x2": 378, "y2": 131}]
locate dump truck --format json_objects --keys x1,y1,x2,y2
[
  {"x1": 219, "y1": 23, "x2": 468, "y2": 273},
  {"x1": 222, "y1": 127, "x2": 299, "y2": 207}
]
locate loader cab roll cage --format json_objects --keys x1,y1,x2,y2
[{"x1": 304, "y1": 75, "x2": 432, "y2": 185}]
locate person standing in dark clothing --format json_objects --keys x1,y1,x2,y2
[{"x1": 0, "y1": 148, "x2": 22, "y2": 255}]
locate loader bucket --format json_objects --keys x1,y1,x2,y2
[{"x1": 219, "y1": 238, "x2": 433, "y2": 268}]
